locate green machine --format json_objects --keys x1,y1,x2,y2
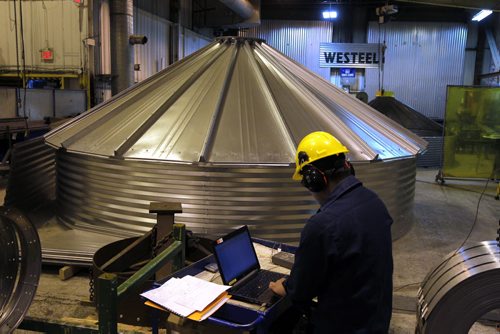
[{"x1": 437, "y1": 86, "x2": 500, "y2": 198}]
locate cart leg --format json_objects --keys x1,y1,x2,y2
[{"x1": 435, "y1": 170, "x2": 445, "y2": 185}]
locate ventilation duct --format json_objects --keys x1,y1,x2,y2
[
  {"x1": 219, "y1": 0, "x2": 260, "y2": 27},
  {"x1": 220, "y1": 0, "x2": 255, "y2": 20},
  {"x1": 110, "y1": 0, "x2": 134, "y2": 95}
]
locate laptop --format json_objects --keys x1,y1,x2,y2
[{"x1": 212, "y1": 225, "x2": 288, "y2": 306}]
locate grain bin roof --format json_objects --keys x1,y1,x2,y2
[{"x1": 45, "y1": 37, "x2": 426, "y2": 163}]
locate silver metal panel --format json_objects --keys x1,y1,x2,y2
[
  {"x1": 240, "y1": 20, "x2": 333, "y2": 80},
  {"x1": 46, "y1": 38, "x2": 426, "y2": 162},
  {"x1": 256, "y1": 43, "x2": 427, "y2": 160},
  {"x1": 366, "y1": 22, "x2": 467, "y2": 119},
  {"x1": 32, "y1": 37, "x2": 421, "y2": 247},
  {"x1": 46, "y1": 42, "x2": 222, "y2": 155},
  {"x1": 54, "y1": 90, "x2": 87, "y2": 118},
  {"x1": 211, "y1": 41, "x2": 296, "y2": 163},
  {"x1": 54, "y1": 151, "x2": 415, "y2": 243},
  {"x1": 127, "y1": 43, "x2": 235, "y2": 161},
  {"x1": 134, "y1": 7, "x2": 172, "y2": 82},
  {"x1": 19, "y1": 89, "x2": 54, "y2": 121},
  {"x1": 5, "y1": 137, "x2": 56, "y2": 209}
]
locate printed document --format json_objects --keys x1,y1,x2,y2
[{"x1": 141, "y1": 275, "x2": 231, "y2": 318}]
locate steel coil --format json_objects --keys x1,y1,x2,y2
[
  {"x1": 0, "y1": 207, "x2": 41, "y2": 333},
  {"x1": 417, "y1": 241, "x2": 500, "y2": 334}
]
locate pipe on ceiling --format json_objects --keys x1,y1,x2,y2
[
  {"x1": 219, "y1": 0, "x2": 257, "y2": 20},
  {"x1": 110, "y1": 0, "x2": 134, "y2": 95}
]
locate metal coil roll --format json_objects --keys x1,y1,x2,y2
[
  {"x1": 0, "y1": 207, "x2": 41, "y2": 333},
  {"x1": 417, "y1": 241, "x2": 500, "y2": 334}
]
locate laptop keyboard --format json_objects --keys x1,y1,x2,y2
[{"x1": 234, "y1": 270, "x2": 287, "y2": 300}]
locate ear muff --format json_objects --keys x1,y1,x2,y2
[
  {"x1": 345, "y1": 160, "x2": 356, "y2": 176},
  {"x1": 300, "y1": 164, "x2": 328, "y2": 193}
]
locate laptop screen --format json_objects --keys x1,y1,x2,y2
[{"x1": 213, "y1": 226, "x2": 260, "y2": 285}]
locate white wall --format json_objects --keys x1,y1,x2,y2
[
  {"x1": 0, "y1": 0, "x2": 88, "y2": 72},
  {"x1": 134, "y1": 7, "x2": 171, "y2": 82},
  {"x1": 366, "y1": 22, "x2": 467, "y2": 120}
]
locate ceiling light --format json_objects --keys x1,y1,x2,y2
[
  {"x1": 472, "y1": 9, "x2": 492, "y2": 22},
  {"x1": 322, "y1": 10, "x2": 338, "y2": 19}
]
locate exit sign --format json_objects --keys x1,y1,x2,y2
[{"x1": 41, "y1": 48, "x2": 54, "y2": 62}]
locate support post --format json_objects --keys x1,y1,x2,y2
[
  {"x1": 172, "y1": 223, "x2": 186, "y2": 272},
  {"x1": 97, "y1": 273, "x2": 118, "y2": 334},
  {"x1": 149, "y1": 202, "x2": 182, "y2": 281}
]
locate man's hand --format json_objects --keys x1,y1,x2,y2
[{"x1": 269, "y1": 277, "x2": 287, "y2": 297}]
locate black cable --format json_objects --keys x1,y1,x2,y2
[
  {"x1": 416, "y1": 178, "x2": 493, "y2": 195},
  {"x1": 13, "y1": 0, "x2": 20, "y2": 84},
  {"x1": 394, "y1": 168, "x2": 498, "y2": 299},
  {"x1": 12, "y1": 0, "x2": 24, "y2": 137},
  {"x1": 18, "y1": 0, "x2": 29, "y2": 133},
  {"x1": 377, "y1": 23, "x2": 381, "y2": 92},
  {"x1": 381, "y1": 24, "x2": 387, "y2": 92},
  {"x1": 455, "y1": 172, "x2": 494, "y2": 251}
]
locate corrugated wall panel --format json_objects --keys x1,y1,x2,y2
[
  {"x1": 0, "y1": 1, "x2": 87, "y2": 71},
  {"x1": 0, "y1": 1, "x2": 18, "y2": 69},
  {"x1": 366, "y1": 22, "x2": 467, "y2": 119},
  {"x1": 182, "y1": 28, "x2": 211, "y2": 58},
  {"x1": 49, "y1": 152, "x2": 414, "y2": 243},
  {"x1": 416, "y1": 136, "x2": 443, "y2": 168},
  {"x1": 134, "y1": 7, "x2": 172, "y2": 82},
  {"x1": 240, "y1": 20, "x2": 333, "y2": 80},
  {"x1": 5, "y1": 138, "x2": 56, "y2": 210}
]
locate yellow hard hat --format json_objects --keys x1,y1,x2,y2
[{"x1": 292, "y1": 131, "x2": 349, "y2": 181}]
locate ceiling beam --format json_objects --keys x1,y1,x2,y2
[{"x1": 395, "y1": 0, "x2": 500, "y2": 11}]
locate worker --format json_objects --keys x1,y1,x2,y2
[{"x1": 269, "y1": 131, "x2": 393, "y2": 333}]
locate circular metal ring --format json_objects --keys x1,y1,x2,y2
[
  {"x1": 0, "y1": 207, "x2": 41, "y2": 333},
  {"x1": 417, "y1": 241, "x2": 500, "y2": 334}
]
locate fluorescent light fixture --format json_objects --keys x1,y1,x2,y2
[
  {"x1": 322, "y1": 10, "x2": 338, "y2": 19},
  {"x1": 472, "y1": 9, "x2": 492, "y2": 22}
]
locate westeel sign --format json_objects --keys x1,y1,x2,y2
[{"x1": 320, "y1": 43, "x2": 383, "y2": 68}]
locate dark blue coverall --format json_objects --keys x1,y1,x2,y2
[{"x1": 284, "y1": 175, "x2": 393, "y2": 333}]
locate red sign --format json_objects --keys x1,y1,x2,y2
[{"x1": 41, "y1": 49, "x2": 53, "y2": 61}]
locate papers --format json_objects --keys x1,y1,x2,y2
[
  {"x1": 141, "y1": 275, "x2": 231, "y2": 321},
  {"x1": 187, "y1": 294, "x2": 231, "y2": 321}
]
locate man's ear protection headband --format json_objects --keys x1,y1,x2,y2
[
  {"x1": 300, "y1": 164, "x2": 328, "y2": 193},
  {"x1": 298, "y1": 152, "x2": 354, "y2": 193}
]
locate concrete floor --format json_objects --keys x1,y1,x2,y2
[{"x1": 4, "y1": 167, "x2": 500, "y2": 333}]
